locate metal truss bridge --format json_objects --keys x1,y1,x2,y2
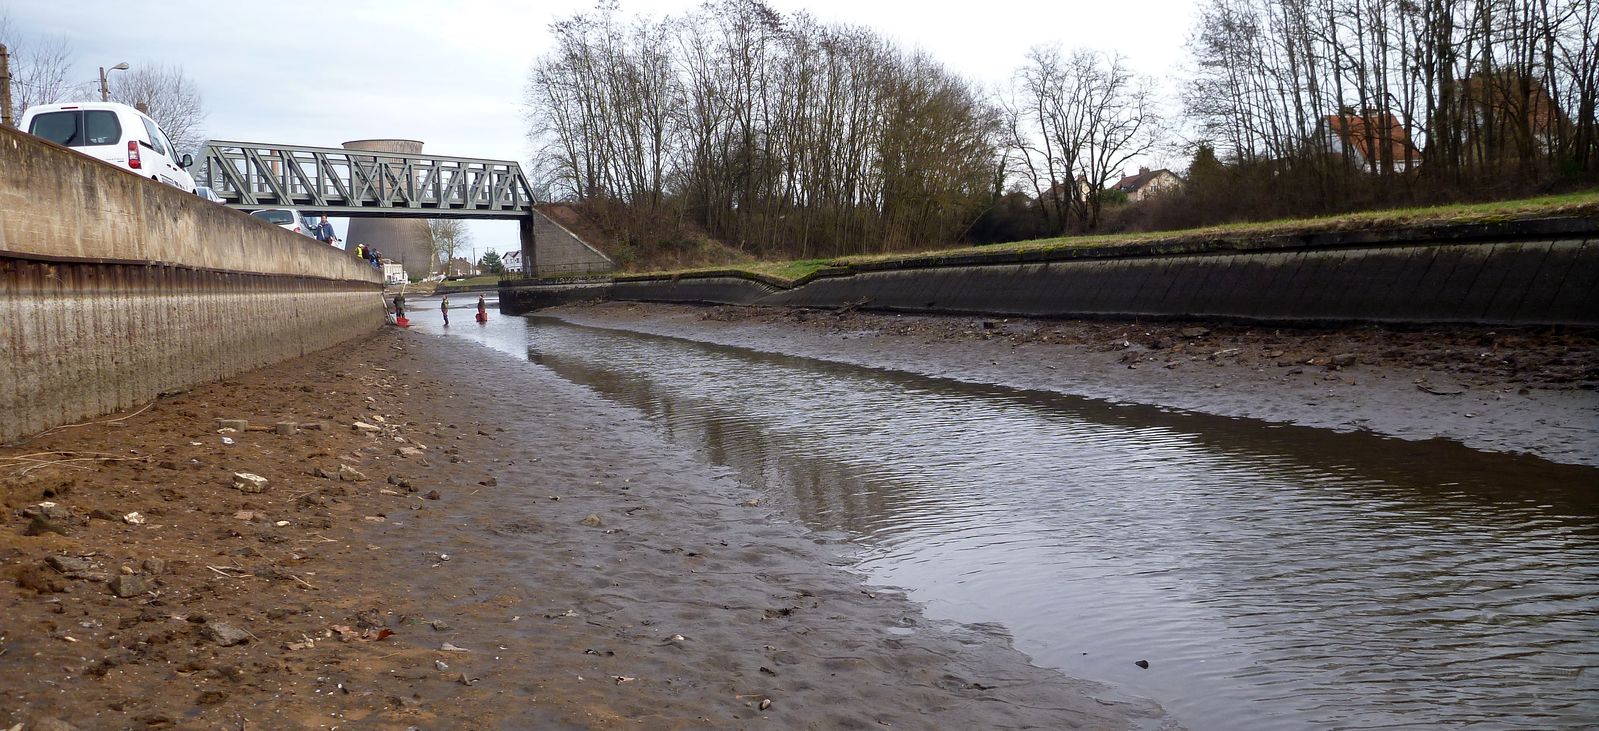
[{"x1": 200, "y1": 140, "x2": 537, "y2": 219}]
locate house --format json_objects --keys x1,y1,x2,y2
[
  {"x1": 1316, "y1": 112, "x2": 1421, "y2": 173},
  {"x1": 1451, "y1": 72, "x2": 1569, "y2": 161},
  {"x1": 444, "y1": 257, "x2": 478, "y2": 277},
  {"x1": 1112, "y1": 167, "x2": 1183, "y2": 202},
  {"x1": 501, "y1": 250, "x2": 523, "y2": 274}
]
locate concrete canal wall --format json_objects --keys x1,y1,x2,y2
[
  {"x1": 501, "y1": 219, "x2": 1598, "y2": 327},
  {"x1": 0, "y1": 126, "x2": 384, "y2": 443}
]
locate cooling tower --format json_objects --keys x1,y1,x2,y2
[{"x1": 342, "y1": 139, "x2": 434, "y2": 280}]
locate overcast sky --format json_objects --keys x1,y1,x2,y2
[{"x1": 6, "y1": 0, "x2": 1199, "y2": 252}]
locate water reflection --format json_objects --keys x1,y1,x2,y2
[{"x1": 431, "y1": 307, "x2": 1599, "y2": 730}]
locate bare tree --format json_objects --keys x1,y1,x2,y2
[
  {"x1": 1007, "y1": 46, "x2": 1166, "y2": 232},
  {"x1": 426, "y1": 219, "x2": 471, "y2": 273},
  {"x1": 109, "y1": 64, "x2": 206, "y2": 153},
  {"x1": 0, "y1": 11, "x2": 84, "y2": 120},
  {"x1": 1182, "y1": 0, "x2": 1597, "y2": 219},
  {"x1": 524, "y1": 0, "x2": 1003, "y2": 261}
]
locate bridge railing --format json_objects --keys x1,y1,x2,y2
[{"x1": 201, "y1": 140, "x2": 537, "y2": 218}]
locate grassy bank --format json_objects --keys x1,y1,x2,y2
[
  {"x1": 627, "y1": 191, "x2": 1598, "y2": 286},
  {"x1": 435, "y1": 275, "x2": 503, "y2": 293}
]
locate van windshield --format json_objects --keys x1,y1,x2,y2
[
  {"x1": 251, "y1": 210, "x2": 295, "y2": 225},
  {"x1": 28, "y1": 110, "x2": 121, "y2": 147}
]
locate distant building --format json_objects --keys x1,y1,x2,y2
[
  {"x1": 444, "y1": 257, "x2": 477, "y2": 277},
  {"x1": 500, "y1": 250, "x2": 523, "y2": 274},
  {"x1": 1315, "y1": 112, "x2": 1422, "y2": 173},
  {"x1": 1451, "y1": 72, "x2": 1569, "y2": 163},
  {"x1": 1112, "y1": 167, "x2": 1184, "y2": 201}
]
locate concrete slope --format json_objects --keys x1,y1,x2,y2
[{"x1": 503, "y1": 218, "x2": 1598, "y2": 326}]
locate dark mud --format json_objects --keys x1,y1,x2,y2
[
  {"x1": 546, "y1": 302, "x2": 1599, "y2": 467},
  {"x1": 1, "y1": 330, "x2": 1169, "y2": 730}
]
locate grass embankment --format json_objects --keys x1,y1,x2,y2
[
  {"x1": 633, "y1": 191, "x2": 1599, "y2": 287},
  {"x1": 434, "y1": 275, "x2": 503, "y2": 292}
]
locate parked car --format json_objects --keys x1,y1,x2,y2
[
  {"x1": 249, "y1": 208, "x2": 315, "y2": 236},
  {"x1": 195, "y1": 186, "x2": 224, "y2": 203},
  {"x1": 20, "y1": 101, "x2": 196, "y2": 192}
]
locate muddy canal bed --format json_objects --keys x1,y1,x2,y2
[{"x1": 421, "y1": 300, "x2": 1597, "y2": 729}]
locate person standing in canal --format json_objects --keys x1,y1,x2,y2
[
  {"x1": 476, "y1": 294, "x2": 488, "y2": 323},
  {"x1": 440, "y1": 294, "x2": 450, "y2": 326}
]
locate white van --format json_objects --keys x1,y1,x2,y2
[
  {"x1": 20, "y1": 102, "x2": 197, "y2": 193},
  {"x1": 248, "y1": 208, "x2": 316, "y2": 237}
]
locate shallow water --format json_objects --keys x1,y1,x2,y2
[{"x1": 426, "y1": 304, "x2": 1599, "y2": 730}]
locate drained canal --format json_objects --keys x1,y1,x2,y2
[{"x1": 426, "y1": 301, "x2": 1598, "y2": 729}]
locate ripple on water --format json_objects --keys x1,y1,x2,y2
[{"x1": 442, "y1": 312, "x2": 1599, "y2": 730}]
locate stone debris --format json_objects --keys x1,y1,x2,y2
[
  {"x1": 122, "y1": 511, "x2": 145, "y2": 525},
  {"x1": 46, "y1": 555, "x2": 95, "y2": 573},
  {"x1": 25, "y1": 502, "x2": 72, "y2": 521},
  {"x1": 216, "y1": 418, "x2": 250, "y2": 431},
  {"x1": 396, "y1": 446, "x2": 425, "y2": 458},
  {"x1": 233, "y1": 472, "x2": 269, "y2": 493},
  {"x1": 46, "y1": 555, "x2": 107, "y2": 581},
  {"x1": 275, "y1": 422, "x2": 299, "y2": 435},
  {"x1": 142, "y1": 558, "x2": 167, "y2": 575},
  {"x1": 25, "y1": 515, "x2": 69, "y2": 537},
  {"x1": 108, "y1": 574, "x2": 150, "y2": 598},
  {"x1": 580, "y1": 514, "x2": 604, "y2": 527},
  {"x1": 203, "y1": 621, "x2": 252, "y2": 646},
  {"x1": 352, "y1": 421, "x2": 382, "y2": 433},
  {"x1": 338, "y1": 464, "x2": 370, "y2": 482}
]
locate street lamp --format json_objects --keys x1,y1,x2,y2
[{"x1": 98, "y1": 62, "x2": 128, "y2": 102}]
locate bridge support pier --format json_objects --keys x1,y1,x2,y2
[
  {"x1": 516, "y1": 209, "x2": 614, "y2": 279},
  {"x1": 519, "y1": 214, "x2": 537, "y2": 279}
]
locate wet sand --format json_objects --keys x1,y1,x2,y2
[
  {"x1": 546, "y1": 303, "x2": 1599, "y2": 468},
  {"x1": 1, "y1": 330, "x2": 1169, "y2": 730}
]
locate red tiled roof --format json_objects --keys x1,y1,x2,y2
[
  {"x1": 1459, "y1": 74, "x2": 1566, "y2": 134},
  {"x1": 1324, "y1": 114, "x2": 1420, "y2": 164}
]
